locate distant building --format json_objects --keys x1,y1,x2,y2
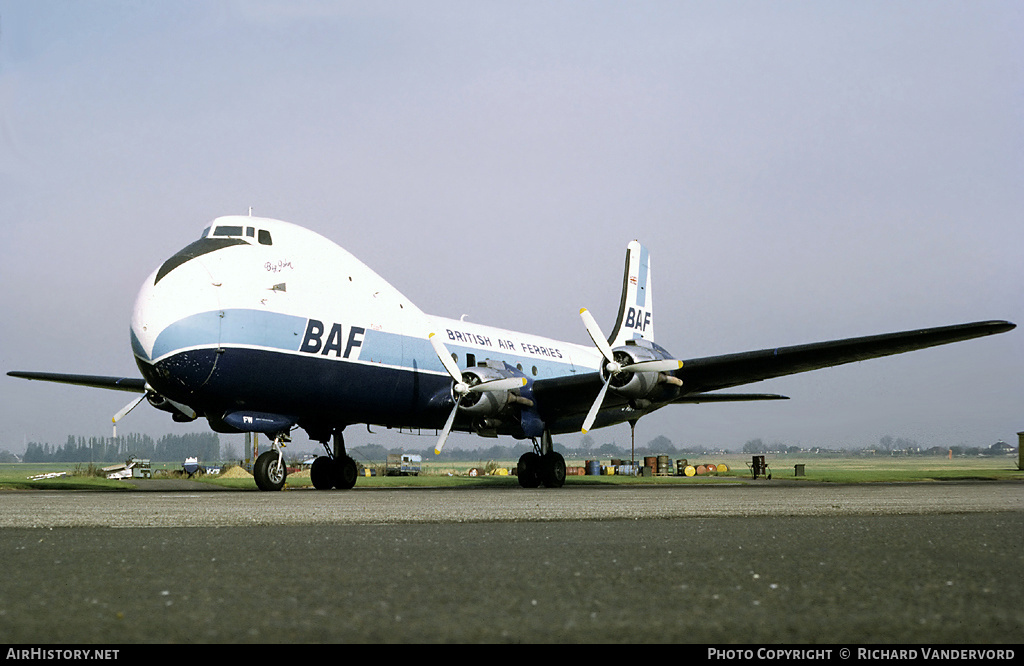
[{"x1": 989, "y1": 440, "x2": 1016, "y2": 454}]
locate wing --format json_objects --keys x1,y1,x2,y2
[
  {"x1": 530, "y1": 320, "x2": 1013, "y2": 431},
  {"x1": 674, "y1": 320, "x2": 1015, "y2": 393},
  {"x1": 7, "y1": 371, "x2": 147, "y2": 393}
]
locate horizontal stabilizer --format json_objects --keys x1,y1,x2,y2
[
  {"x1": 673, "y1": 393, "x2": 789, "y2": 403},
  {"x1": 7, "y1": 371, "x2": 146, "y2": 394}
]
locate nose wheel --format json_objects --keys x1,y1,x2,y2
[{"x1": 253, "y1": 435, "x2": 289, "y2": 491}]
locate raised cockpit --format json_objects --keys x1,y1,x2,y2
[
  {"x1": 154, "y1": 223, "x2": 275, "y2": 285},
  {"x1": 201, "y1": 224, "x2": 273, "y2": 246}
]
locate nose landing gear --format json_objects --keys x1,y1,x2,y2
[{"x1": 253, "y1": 433, "x2": 290, "y2": 491}]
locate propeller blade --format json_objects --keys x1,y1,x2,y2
[
  {"x1": 580, "y1": 308, "x2": 615, "y2": 363},
  {"x1": 165, "y1": 397, "x2": 197, "y2": 420},
  {"x1": 429, "y1": 332, "x2": 463, "y2": 383},
  {"x1": 434, "y1": 399, "x2": 461, "y2": 455},
  {"x1": 112, "y1": 394, "x2": 146, "y2": 425},
  {"x1": 581, "y1": 375, "x2": 612, "y2": 434},
  {"x1": 468, "y1": 377, "x2": 527, "y2": 393}
]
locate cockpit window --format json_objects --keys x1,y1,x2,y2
[
  {"x1": 155, "y1": 237, "x2": 248, "y2": 285},
  {"x1": 204, "y1": 225, "x2": 273, "y2": 246}
]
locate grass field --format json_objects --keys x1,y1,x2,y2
[{"x1": 1, "y1": 455, "x2": 1020, "y2": 491}]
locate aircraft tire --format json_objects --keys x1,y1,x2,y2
[
  {"x1": 310, "y1": 456, "x2": 334, "y2": 490},
  {"x1": 540, "y1": 452, "x2": 566, "y2": 488},
  {"x1": 517, "y1": 452, "x2": 541, "y2": 488},
  {"x1": 333, "y1": 455, "x2": 358, "y2": 490},
  {"x1": 254, "y1": 451, "x2": 287, "y2": 491}
]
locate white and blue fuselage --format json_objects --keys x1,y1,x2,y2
[{"x1": 130, "y1": 216, "x2": 627, "y2": 442}]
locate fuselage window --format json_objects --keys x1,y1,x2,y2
[{"x1": 258, "y1": 229, "x2": 273, "y2": 245}]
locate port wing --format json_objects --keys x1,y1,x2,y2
[{"x1": 674, "y1": 320, "x2": 1015, "y2": 393}]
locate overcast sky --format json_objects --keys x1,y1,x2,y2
[{"x1": 1, "y1": 1, "x2": 1021, "y2": 456}]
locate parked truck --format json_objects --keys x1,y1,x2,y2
[{"x1": 385, "y1": 453, "x2": 422, "y2": 476}]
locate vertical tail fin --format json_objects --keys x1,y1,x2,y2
[{"x1": 607, "y1": 240, "x2": 654, "y2": 348}]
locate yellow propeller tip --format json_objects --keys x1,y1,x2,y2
[
  {"x1": 434, "y1": 449, "x2": 442, "y2": 455},
  {"x1": 579, "y1": 307, "x2": 588, "y2": 314}
]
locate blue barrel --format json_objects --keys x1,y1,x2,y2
[{"x1": 586, "y1": 460, "x2": 601, "y2": 476}]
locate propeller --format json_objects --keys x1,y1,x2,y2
[
  {"x1": 429, "y1": 333, "x2": 526, "y2": 454},
  {"x1": 112, "y1": 394, "x2": 147, "y2": 438},
  {"x1": 111, "y1": 385, "x2": 198, "y2": 438},
  {"x1": 579, "y1": 308, "x2": 682, "y2": 433}
]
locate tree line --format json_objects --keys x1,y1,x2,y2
[
  {"x1": 343, "y1": 434, "x2": 710, "y2": 464},
  {"x1": 21, "y1": 433, "x2": 221, "y2": 463}
]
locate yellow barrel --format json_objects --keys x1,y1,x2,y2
[{"x1": 684, "y1": 465, "x2": 696, "y2": 477}]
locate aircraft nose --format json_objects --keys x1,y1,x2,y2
[{"x1": 131, "y1": 250, "x2": 223, "y2": 394}]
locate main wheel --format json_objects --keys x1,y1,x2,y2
[
  {"x1": 517, "y1": 452, "x2": 541, "y2": 488},
  {"x1": 254, "y1": 451, "x2": 287, "y2": 491},
  {"x1": 540, "y1": 452, "x2": 566, "y2": 488},
  {"x1": 333, "y1": 455, "x2": 359, "y2": 490},
  {"x1": 310, "y1": 456, "x2": 334, "y2": 490}
]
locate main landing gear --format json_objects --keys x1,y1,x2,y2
[
  {"x1": 310, "y1": 429, "x2": 358, "y2": 490},
  {"x1": 517, "y1": 430, "x2": 566, "y2": 488}
]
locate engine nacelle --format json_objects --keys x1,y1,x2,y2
[
  {"x1": 147, "y1": 392, "x2": 197, "y2": 422},
  {"x1": 604, "y1": 344, "x2": 673, "y2": 400},
  {"x1": 457, "y1": 366, "x2": 520, "y2": 416}
]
